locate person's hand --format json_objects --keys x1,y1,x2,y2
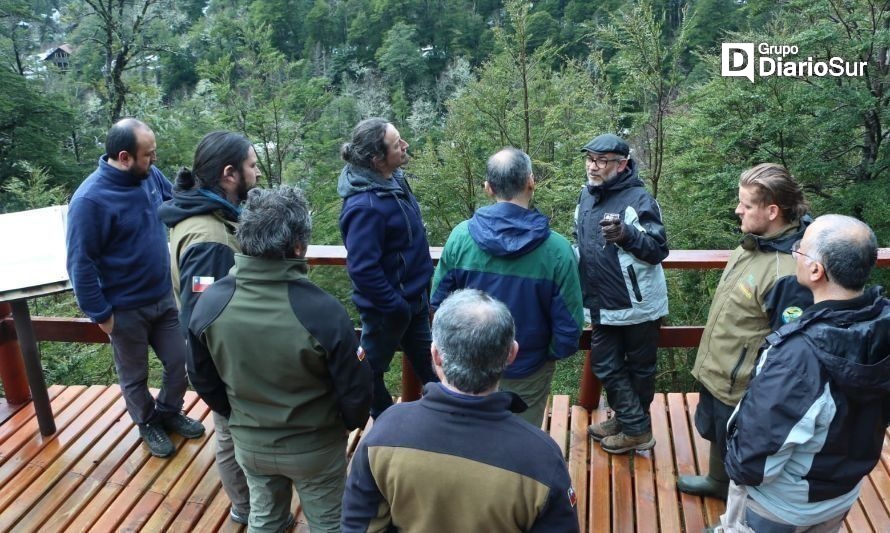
[
  {"x1": 599, "y1": 218, "x2": 628, "y2": 245},
  {"x1": 98, "y1": 316, "x2": 114, "y2": 335}
]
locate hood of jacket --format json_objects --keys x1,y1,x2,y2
[
  {"x1": 740, "y1": 215, "x2": 813, "y2": 254},
  {"x1": 158, "y1": 187, "x2": 241, "y2": 227},
  {"x1": 337, "y1": 164, "x2": 406, "y2": 199},
  {"x1": 768, "y1": 286, "x2": 890, "y2": 401},
  {"x1": 467, "y1": 202, "x2": 550, "y2": 258}
]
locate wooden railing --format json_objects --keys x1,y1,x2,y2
[{"x1": 2, "y1": 248, "x2": 889, "y2": 412}]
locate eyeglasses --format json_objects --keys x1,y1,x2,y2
[
  {"x1": 791, "y1": 240, "x2": 830, "y2": 281},
  {"x1": 586, "y1": 156, "x2": 626, "y2": 168}
]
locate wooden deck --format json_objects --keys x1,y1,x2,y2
[{"x1": 2, "y1": 386, "x2": 889, "y2": 532}]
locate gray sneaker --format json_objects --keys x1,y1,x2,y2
[
  {"x1": 587, "y1": 417, "x2": 622, "y2": 441},
  {"x1": 139, "y1": 422, "x2": 175, "y2": 457},
  {"x1": 601, "y1": 430, "x2": 656, "y2": 454},
  {"x1": 161, "y1": 413, "x2": 205, "y2": 439}
]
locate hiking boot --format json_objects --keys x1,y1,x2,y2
[
  {"x1": 139, "y1": 422, "x2": 175, "y2": 457},
  {"x1": 161, "y1": 413, "x2": 205, "y2": 439},
  {"x1": 230, "y1": 507, "x2": 296, "y2": 528},
  {"x1": 601, "y1": 431, "x2": 656, "y2": 454},
  {"x1": 676, "y1": 475, "x2": 729, "y2": 500},
  {"x1": 587, "y1": 417, "x2": 622, "y2": 442}
]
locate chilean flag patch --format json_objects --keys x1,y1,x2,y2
[
  {"x1": 192, "y1": 276, "x2": 215, "y2": 293},
  {"x1": 568, "y1": 487, "x2": 577, "y2": 507}
]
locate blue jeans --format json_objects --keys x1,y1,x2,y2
[{"x1": 359, "y1": 293, "x2": 438, "y2": 418}]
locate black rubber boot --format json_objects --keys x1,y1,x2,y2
[{"x1": 676, "y1": 446, "x2": 729, "y2": 500}]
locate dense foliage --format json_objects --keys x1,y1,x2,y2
[{"x1": 1, "y1": 0, "x2": 888, "y2": 396}]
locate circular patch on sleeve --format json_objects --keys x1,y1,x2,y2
[{"x1": 782, "y1": 306, "x2": 804, "y2": 324}]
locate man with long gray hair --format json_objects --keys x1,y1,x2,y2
[
  {"x1": 342, "y1": 289, "x2": 579, "y2": 532},
  {"x1": 431, "y1": 147, "x2": 584, "y2": 426},
  {"x1": 188, "y1": 185, "x2": 371, "y2": 532}
]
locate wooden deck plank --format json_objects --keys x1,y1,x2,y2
[
  {"x1": 99, "y1": 395, "x2": 205, "y2": 531},
  {"x1": 549, "y1": 395, "x2": 570, "y2": 458},
  {"x1": 568, "y1": 405, "x2": 589, "y2": 533},
  {"x1": 16, "y1": 396, "x2": 133, "y2": 531},
  {"x1": 868, "y1": 461, "x2": 890, "y2": 520},
  {"x1": 0, "y1": 385, "x2": 64, "y2": 444},
  {"x1": 0, "y1": 385, "x2": 104, "y2": 513},
  {"x1": 142, "y1": 413, "x2": 217, "y2": 531},
  {"x1": 667, "y1": 392, "x2": 706, "y2": 533},
  {"x1": 168, "y1": 451, "x2": 224, "y2": 532},
  {"x1": 588, "y1": 401, "x2": 610, "y2": 533},
  {"x1": 633, "y1": 449, "x2": 657, "y2": 533},
  {"x1": 190, "y1": 485, "x2": 235, "y2": 532},
  {"x1": 3, "y1": 388, "x2": 890, "y2": 531},
  {"x1": 858, "y1": 474, "x2": 890, "y2": 531},
  {"x1": 844, "y1": 499, "x2": 871, "y2": 531},
  {"x1": 0, "y1": 385, "x2": 84, "y2": 468},
  {"x1": 685, "y1": 393, "x2": 725, "y2": 525},
  {"x1": 611, "y1": 450, "x2": 634, "y2": 532},
  {"x1": 42, "y1": 425, "x2": 143, "y2": 531},
  {"x1": 0, "y1": 390, "x2": 126, "y2": 530},
  {"x1": 650, "y1": 394, "x2": 682, "y2": 533}
]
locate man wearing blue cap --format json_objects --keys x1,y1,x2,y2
[{"x1": 574, "y1": 133, "x2": 669, "y2": 454}]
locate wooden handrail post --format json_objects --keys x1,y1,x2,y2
[
  {"x1": 578, "y1": 349, "x2": 602, "y2": 411},
  {"x1": 400, "y1": 354, "x2": 423, "y2": 402},
  {"x1": 0, "y1": 302, "x2": 31, "y2": 404}
]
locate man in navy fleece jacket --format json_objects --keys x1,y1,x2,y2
[{"x1": 66, "y1": 118, "x2": 204, "y2": 458}]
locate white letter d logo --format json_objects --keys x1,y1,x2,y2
[{"x1": 722, "y1": 43, "x2": 755, "y2": 83}]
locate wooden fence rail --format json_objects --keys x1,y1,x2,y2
[{"x1": 2, "y1": 248, "x2": 889, "y2": 415}]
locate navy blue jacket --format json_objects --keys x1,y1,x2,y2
[
  {"x1": 573, "y1": 159, "x2": 669, "y2": 325},
  {"x1": 338, "y1": 164, "x2": 433, "y2": 315},
  {"x1": 66, "y1": 156, "x2": 173, "y2": 322},
  {"x1": 342, "y1": 383, "x2": 579, "y2": 532},
  {"x1": 726, "y1": 287, "x2": 890, "y2": 525},
  {"x1": 431, "y1": 202, "x2": 584, "y2": 378}
]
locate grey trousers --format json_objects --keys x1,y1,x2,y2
[
  {"x1": 235, "y1": 438, "x2": 347, "y2": 533},
  {"x1": 213, "y1": 412, "x2": 250, "y2": 515},
  {"x1": 500, "y1": 360, "x2": 556, "y2": 427},
  {"x1": 108, "y1": 291, "x2": 188, "y2": 425}
]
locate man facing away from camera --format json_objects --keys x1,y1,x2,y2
[
  {"x1": 342, "y1": 289, "x2": 579, "y2": 532},
  {"x1": 431, "y1": 147, "x2": 584, "y2": 426},
  {"x1": 188, "y1": 185, "x2": 371, "y2": 532}
]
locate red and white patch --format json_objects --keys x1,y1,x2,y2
[
  {"x1": 356, "y1": 347, "x2": 366, "y2": 362},
  {"x1": 192, "y1": 276, "x2": 215, "y2": 293},
  {"x1": 568, "y1": 487, "x2": 577, "y2": 507}
]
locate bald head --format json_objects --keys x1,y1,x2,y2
[
  {"x1": 106, "y1": 119, "x2": 151, "y2": 161},
  {"x1": 806, "y1": 214, "x2": 878, "y2": 291},
  {"x1": 486, "y1": 148, "x2": 532, "y2": 201}
]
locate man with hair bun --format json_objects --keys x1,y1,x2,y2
[
  {"x1": 342, "y1": 289, "x2": 579, "y2": 532},
  {"x1": 158, "y1": 131, "x2": 263, "y2": 525},
  {"x1": 188, "y1": 185, "x2": 371, "y2": 532},
  {"x1": 337, "y1": 117, "x2": 438, "y2": 419},
  {"x1": 678, "y1": 163, "x2": 814, "y2": 501},
  {"x1": 722, "y1": 214, "x2": 889, "y2": 531}
]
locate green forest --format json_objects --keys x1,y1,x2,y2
[{"x1": 1, "y1": 0, "x2": 888, "y2": 396}]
